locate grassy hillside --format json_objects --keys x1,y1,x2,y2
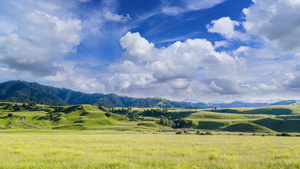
[
  {"x1": 244, "y1": 106, "x2": 300, "y2": 115},
  {"x1": 0, "y1": 102, "x2": 299, "y2": 132},
  {"x1": 253, "y1": 118, "x2": 300, "y2": 132},
  {"x1": 216, "y1": 105, "x2": 300, "y2": 115},
  {"x1": 221, "y1": 122, "x2": 275, "y2": 133},
  {"x1": 271, "y1": 100, "x2": 300, "y2": 106},
  {"x1": 0, "y1": 102, "x2": 161, "y2": 131}
]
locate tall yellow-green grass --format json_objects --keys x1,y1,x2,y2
[{"x1": 0, "y1": 131, "x2": 299, "y2": 169}]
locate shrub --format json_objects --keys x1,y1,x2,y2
[
  {"x1": 184, "y1": 130, "x2": 189, "y2": 134},
  {"x1": 47, "y1": 113, "x2": 55, "y2": 120},
  {"x1": 176, "y1": 131, "x2": 183, "y2": 134},
  {"x1": 209, "y1": 152, "x2": 219, "y2": 160},
  {"x1": 14, "y1": 106, "x2": 25, "y2": 111},
  {"x1": 5, "y1": 103, "x2": 12, "y2": 109},
  {"x1": 196, "y1": 130, "x2": 200, "y2": 134},
  {"x1": 205, "y1": 131, "x2": 214, "y2": 135},
  {"x1": 35, "y1": 106, "x2": 42, "y2": 111},
  {"x1": 282, "y1": 133, "x2": 292, "y2": 136},
  {"x1": 277, "y1": 133, "x2": 293, "y2": 137},
  {"x1": 199, "y1": 132, "x2": 214, "y2": 135},
  {"x1": 105, "y1": 112, "x2": 112, "y2": 117}
]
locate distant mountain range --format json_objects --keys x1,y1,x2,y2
[
  {"x1": 0, "y1": 80, "x2": 297, "y2": 108},
  {"x1": 203, "y1": 101, "x2": 269, "y2": 108},
  {"x1": 0, "y1": 80, "x2": 199, "y2": 108}
]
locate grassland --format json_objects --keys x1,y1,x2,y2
[
  {"x1": 0, "y1": 130, "x2": 299, "y2": 169},
  {"x1": 0, "y1": 102, "x2": 300, "y2": 168}
]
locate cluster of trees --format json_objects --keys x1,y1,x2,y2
[
  {"x1": 4, "y1": 102, "x2": 42, "y2": 111},
  {"x1": 46, "y1": 113, "x2": 56, "y2": 120},
  {"x1": 159, "y1": 116, "x2": 176, "y2": 127},
  {"x1": 159, "y1": 117, "x2": 193, "y2": 128},
  {"x1": 108, "y1": 107, "x2": 140, "y2": 120},
  {"x1": 98, "y1": 105, "x2": 110, "y2": 112},
  {"x1": 173, "y1": 118, "x2": 193, "y2": 128},
  {"x1": 142, "y1": 109, "x2": 168, "y2": 117},
  {"x1": 128, "y1": 114, "x2": 139, "y2": 121},
  {"x1": 110, "y1": 107, "x2": 131, "y2": 115},
  {"x1": 129, "y1": 98, "x2": 199, "y2": 109}
]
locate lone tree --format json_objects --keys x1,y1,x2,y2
[{"x1": 5, "y1": 104, "x2": 12, "y2": 110}]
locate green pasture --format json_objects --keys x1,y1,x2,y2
[{"x1": 0, "y1": 131, "x2": 299, "y2": 169}]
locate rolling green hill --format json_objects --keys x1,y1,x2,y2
[
  {"x1": 0, "y1": 103, "x2": 140, "y2": 131},
  {"x1": 0, "y1": 102, "x2": 299, "y2": 133},
  {"x1": 221, "y1": 122, "x2": 275, "y2": 133},
  {"x1": 271, "y1": 100, "x2": 300, "y2": 106},
  {"x1": 253, "y1": 117, "x2": 300, "y2": 132},
  {"x1": 216, "y1": 105, "x2": 300, "y2": 115}
]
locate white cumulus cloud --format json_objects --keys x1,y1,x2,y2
[
  {"x1": 103, "y1": 32, "x2": 239, "y2": 100},
  {"x1": 206, "y1": 17, "x2": 249, "y2": 41},
  {"x1": 0, "y1": 9, "x2": 81, "y2": 76},
  {"x1": 243, "y1": 0, "x2": 300, "y2": 52}
]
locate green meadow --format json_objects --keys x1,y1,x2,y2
[
  {"x1": 0, "y1": 131, "x2": 299, "y2": 169},
  {"x1": 0, "y1": 102, "x2": 300, "y2": 132}
]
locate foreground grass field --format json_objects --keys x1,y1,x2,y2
[{"x1": 0, "y1": 130, "x2": 299, "y2": 169}]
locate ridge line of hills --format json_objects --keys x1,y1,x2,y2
[
  {"x1": 0, "y1": 80, "x2": 200, "y2": 108},
  {"x1": 0, "y1": 80, "x2": 298, "y2": 108}
]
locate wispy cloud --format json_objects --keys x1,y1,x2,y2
[{"x1": 161, "y1": 0, "x2": 227, "y2": 15}]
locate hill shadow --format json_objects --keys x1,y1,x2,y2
[
  {"x1": 253, "y1": 118, "x2": 300, "y2": 132},
  {"x1": 212, "y1": 107, "x2": 293, "y2": 115},
  {"x1": 167, "y1": 111, "x2": 197, "y2": 119},
  {"x1": 244, "y1": 108, "x2": 292, "y2": 115}
]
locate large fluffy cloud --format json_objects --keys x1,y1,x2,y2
[
  {"x1": 105, "y1": 29, "x2": 300, "y2": 101},
  {"x1": 0, "y1": 0, "x2": 107, "y2": 93},
  {"x1": 243, "y1": 0, "x2": 300, "y2": 52},
  {"x1": 0, "y1": 1, "x2": 81, "y2": 76},
  {"x1": 239, "y1": 0, "x2": 300, "y2": 96},
  {"x1": 103, "y1": 32, "x2": 240, "y2": 100}
]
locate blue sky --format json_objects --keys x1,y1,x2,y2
[{"x1": 1, "y1": 0, "x2": 300, "y2": 103}]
